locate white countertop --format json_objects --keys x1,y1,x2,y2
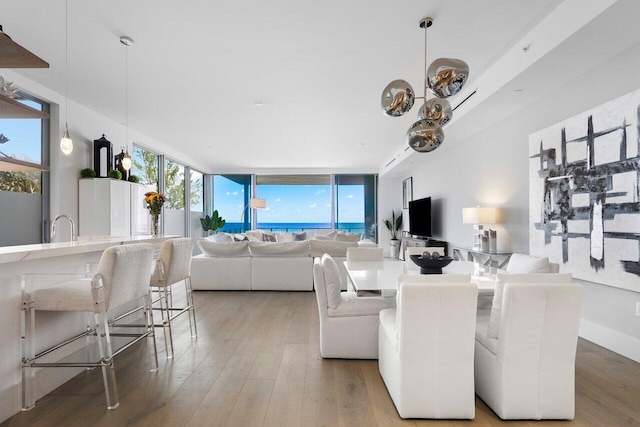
[{"x1": 0, "y1": 235, "x2": 178, "y2": 264}]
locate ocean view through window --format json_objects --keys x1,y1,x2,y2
[{"x1": 210, "y1": 174, "x2": 376, "y2": 239}]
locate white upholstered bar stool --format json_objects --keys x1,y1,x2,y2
[
  {"x1": 149, "y1": 237, "x2": 196, "y2": 359},
  {"x1": 21, "y1": 243, "x2": 158, "y2": 410},
  {"x1": 378, "y1": 274, "x2": 477, "y2": 419}
]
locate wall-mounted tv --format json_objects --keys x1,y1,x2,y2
[{"x1": 408, "y1": 197, "x2": 432, "y2": 238}]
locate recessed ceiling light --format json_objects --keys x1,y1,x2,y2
[
  {"x1": 254, "y1": 101, "x2": 264, "y2": 107},
  {"x1": 514, "y1": 89, "x2": 523, "y2": 92}
]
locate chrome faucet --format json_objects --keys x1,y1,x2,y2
[{"x1": 50, "y1": 214, "x2": 76, "y2": 242}]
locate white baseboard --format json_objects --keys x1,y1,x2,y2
[{"x1": 579, "y1": 319, "x2": 640, "y2": 363}]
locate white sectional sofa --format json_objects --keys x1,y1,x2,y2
[{"x1": 191, "y1": 233, "x2": 371, "y2": 291}]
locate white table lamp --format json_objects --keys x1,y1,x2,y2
[{"x1": 462, "y1": 207, "x2": 498, "y2": 251}]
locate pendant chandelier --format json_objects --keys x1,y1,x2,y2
[{"x1": 381, "y1": 17, "x2": 469, "y2": 153}]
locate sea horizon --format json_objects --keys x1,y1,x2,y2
[{"x1": 221, "y1": 222, "x2": 366, "y2": 233}]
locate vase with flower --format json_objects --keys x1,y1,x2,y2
[{"x1": 144, "y1": 191, "x2": 166, "y2": 237}]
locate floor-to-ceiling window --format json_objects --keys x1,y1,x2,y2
[
  {"x1": 190, "y1": 169, "x2": 204, "y2": 237},
  {"x1": 212, "y1": 174, "x2": 251, "y2": 232},
  {"x1": 208, "y1": 173, "x2": 378, "y2": 240},
  {"x1": 0, "y1": 95, "x2": 50, "y2": 246},
  {"x1": 164, "y1": 158, "x2": 185, "y2": 236},
  {"x1": 131, "y1": 145, "x2": 159, "y2": 191},
  {"x1": 255, "y1": 175, "x2": 332, "y2": 231},
  {"x1": 335, "y1": 174, "x2": 377, "y2": 240}
]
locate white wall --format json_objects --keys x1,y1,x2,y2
[
  {"x1": 377, "y1": 176, "x2": 402, "y2": 256},
  {"x1": 1, "y1": 69, "x2": 209, "y2": 238}
]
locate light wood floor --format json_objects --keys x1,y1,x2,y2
[{"x1": 3, "y1": 291, "x2": 640, "y2": 427}]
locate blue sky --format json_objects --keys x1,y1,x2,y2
[
  {"x1": 213, "y1": 177, "x2": 365, "y2": 224},
  {"x1": 0, "y1": 100, "x2": 42, "y2": 163}
]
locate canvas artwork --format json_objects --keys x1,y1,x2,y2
[{"x1": 529, "y1": 88, "x2": 640, "y2": 292}]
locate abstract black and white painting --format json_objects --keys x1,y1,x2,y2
[{"x1": 529, "y1": 89, "x2": 640, "y2": 292}]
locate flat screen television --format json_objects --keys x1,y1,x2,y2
[{"x1": 408, "y1": 197, "x2": 432, "y2": 238}]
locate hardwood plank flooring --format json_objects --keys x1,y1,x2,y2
[{"x1": 3, "y1": 290, "x2": 640, "y2": 427}]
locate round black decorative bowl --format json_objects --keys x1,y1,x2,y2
[{"x1": 409, "y1": 255, "x2": 454, "y2": 274}]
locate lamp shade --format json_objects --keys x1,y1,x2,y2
[
  {"x1": 250, "y1": 198, "x2": 267, "y2": 209},
  {"x1": 462, "y1": 207, "x2": 498, "y2": 224}
]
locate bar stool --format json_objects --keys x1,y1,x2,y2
[
  {"x1": 149, "y1": 237, "x2": 196, "y2": 359},
  {"x1": 21, "y1": 243, "x2": 158, "y2": 410}
]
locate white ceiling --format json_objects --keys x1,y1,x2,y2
[{"x1": 4, "y1": 0, "x2": 631, "y2": 173}]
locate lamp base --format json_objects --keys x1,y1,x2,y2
[{"x1": 472, "y1": 224, "x2": 484, "y2": 251}]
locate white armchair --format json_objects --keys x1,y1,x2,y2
[
  {"x1": 312, "y1": 254, "x2": 393, "y2": 359},
  {"x1": 378, "y1": 274, "x2": 477, "y2": 419},
  {"x1": 475, "y1": 273, "x2": 582, "y2": 420}
]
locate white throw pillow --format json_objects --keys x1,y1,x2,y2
[
  {"x1": 334, "y1": 231, "x2": 361, "y2": 242},
  {"x1": 321, "y1": 254, "x2": 342, "y2": 310},
  {"x1": 506, "y1": 253, "x2": 551, "y2": 273},
  {"x1": 487, "y1": 272, "x2": 573, "y2": 338},
  {"x1": 275, "y1": 232, "x2": 293, "y2": 242},
  {"x1": 248, "y1": 241, "x2": 309, "y2": 257},
  {"x1": 312, "y1": 235, "x2": 331, "y2": 241},
  {"x1": 212, "y1": 232, "x2": 234, "y2": 243},
  {"x1": 310, "y1": 239, "x2": 358, "y2": 257},
  {"x1": 245, "y1": 230, "x2": 264, "y2": 242},
  {"x1": 197, "y1": 239, "x2": 250, "y2": 257}
]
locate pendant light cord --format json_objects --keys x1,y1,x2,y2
[
  {"x1": 65, "y1": 0, "x2": 68, "y2": 127},
  {"x1": 423, "y1": 21, "x2": 427, "y2": 102},
  {"x1": 125, "y1": 41, "x2": 128, "y2": 150}
]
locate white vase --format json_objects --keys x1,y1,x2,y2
[{"x1": 390, "y1": 240, "x2": 400, "y2": 258}]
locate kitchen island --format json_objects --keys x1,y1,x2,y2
[{"x1": 0, "y1": 235, "x2": 176, "y2": 423}]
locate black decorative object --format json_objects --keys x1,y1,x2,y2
[
  {"x1": 93, "y1": 134, "x2": 112, "y2": 178},
  {"x1": 409, "y1": 254, "x2": 453, "y2": 274},
  {"x1": 114, "y1": 147, "x2": 129, "y2": 181}
]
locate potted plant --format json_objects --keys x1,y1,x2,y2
[
  {"x1": 200, "y1": 210, "x2": 226, "y2": 235},
  {"x1": 384, "y1": 210, "x2": 403, "y2": 258}
]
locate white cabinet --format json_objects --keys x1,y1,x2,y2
[{"x1": 79, "y1": 179, "x2": 152, "y2": 237}]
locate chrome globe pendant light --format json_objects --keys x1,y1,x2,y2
[{"x1": 381, "y1": 17, "x2": 469, "y2": 153}]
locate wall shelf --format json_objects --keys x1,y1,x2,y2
[{"x1": 0, "y1": 95, "x2": 49, "y2": 119}]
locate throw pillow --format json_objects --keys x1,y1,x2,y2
[
  {"x1": 334, "y1": 232, "x2": 361, "y2": 242},
  {"x1": 197, "y1": 239, "x2": 251, "y2": 257},
  {"x1": 245, "y1": 230, "x2": 264, "y2": 242},
  {"x1": 262, "y1": 232, "x2": 276, "y2": 242},
  {"x1": 312, "y1": 235, "x2": 331, "y2": 241},
  {"x1": 292, "y1": 231, "x2": 307, "y2": 241},
  {"x1": 233, "y1": 233, "x2": 248, "y2": 242},
  {"x1": 321, "y1": 254, "x2": 342, "y2": 310},
  {"x1": 211, "y1": 232, "x2": 233, "y2": 243},
  {"x1": 275, "y1": 232, "x2": 293, "y2": 243},
  {"x1": 487, "y1": 272, "x2": 573, "y2": 338},
  {"x1": 506, "y1": 253, "x2": 550, "y2": 273}
]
